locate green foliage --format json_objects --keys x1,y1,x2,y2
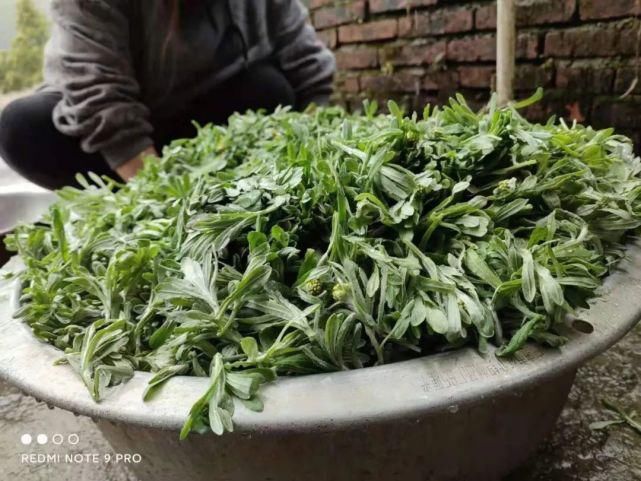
[
  {"x1": 590, "y1": 399, "x2": 641, "y2": 435},
  {"x1": 0, "y1": 0, "x2": 48, "y2": 93},
  {"x1": 6, "y1": 90, "x2": 641, "y2": 437}
]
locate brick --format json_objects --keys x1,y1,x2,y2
[
  {"x1": 517, "y1": 33, "x2": 540, "y2": 59},
  {"x1": 625, "y1": 130, "x2": 641, "y2": 151},
  {"x1": 360, "y1": 71, "x2": 423, "y2": 93},
  {"x1": 398, "y1": 16, "x2": 414, "y2": 37},
  {"x1": 544, "y1": 22, "x2": 637, "y2": 58},
  {"x1": 422, "y1": 70, "x2": 459, "y2": 91},
  {"x1": 345, "y1": 77, "x2": 360, "y2": 93},
  {"x1": 310, "y1": 0, "x2": 335, "y2": 9},
  {"x1": 338, "y1": 19, "x2": 398, "y2": 43},
  {"x1": 313, "y1": 1, "x2": 365, "y2": 29},
  {"x1": 443, "y1": 33, "x2": 537, "y2": 62},
  {"x1": 615, "y1": 67, "x2": 641, "y2": 95},
  {"x1": 592, "y1": 97, "x2": 641, "y2": 129},
  {"x1": 361, "y1": 93, "x2": 411, "y2": 113},
  {"x1": 369, "y1": 0, "x2": 437, "y2": 13},
  {"x1": 316, "y1": 28, "x2": 338, "y2": 49},
  {"x1": 335, "y1": 47, "x2": 379, "y2": 69},
  {"x1": 475, "y1": 4, "x2": 496, "y2": 30},
  {"x1": 413, "y1": 93, "x2": 440, "y2": 113},
  {"x1": 447, "y1": 35, "x2": 496, "y2": 62},
  {"x1": 380, "y1": 40, "x2": 446, "y2": 66},
  {"x1": 458, "y1": 66, "x2": 495, "y2": 89},
  {"x1": 329, "y1": 92, "x2": 348, "y2": 109},
  {"x1": 475, "y1": 0, "x2": 576, "y2": 29},
  {"x1": 556, "y1": 63, "x2": 614, "y2": 93},
  {"x1": 517, "y1": 0, "x2": 576, "y2": 26},
  {"x1": 337, "y1": 75, "x2": 361, "y2": 93},
  {"x1": 457, "y1": 91, "x2": 492, "y2": 112},
  {"x1": 346, "y1": 96, "x2": 366, "y2": 112},
  {"x1": 580, "y1": 0, "x2": 641, "y2": 20},
  {"x1": 430, "y1": 7, "x2": 474, "y2": 34},
  {"x1": 514, "y1": 64, "x2": 555, "y2": 91},
  {"x1": 399, "y1": 7, "x2": 474, "y2": 37},
  {"x1": 520, "y1": 91, "x2": 576, "y2": 123},
  {"x1": 544, "y1": 31, "x2": 573, "y2": 57}
]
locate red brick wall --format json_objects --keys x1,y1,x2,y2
[{"x1": 304, "y1": 0, "x2": 641, "y2": 144}]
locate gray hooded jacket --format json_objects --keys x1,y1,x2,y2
[{"x1": 43, "y1": 0, "x2": 336, "y2": 169}]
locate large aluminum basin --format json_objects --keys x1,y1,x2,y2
[{"x1": 0, "y1": 191, "x2": 639, "y2": 481}]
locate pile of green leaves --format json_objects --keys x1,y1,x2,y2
[{"x1": 7, "y1": 91, "x2": 641, "y2": 438}]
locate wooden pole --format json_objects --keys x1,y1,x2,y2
[{"x1": 496, "y1": 0, "x2": 516, "y2": 106}]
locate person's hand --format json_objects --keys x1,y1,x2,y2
[{"x1": 115, "y1": 146, "x2": 158, "y2": 181}]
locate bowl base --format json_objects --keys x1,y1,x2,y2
[{"x1": 97, "y1": 369, "x2": 576, "y2": 481}]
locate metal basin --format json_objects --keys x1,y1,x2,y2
[
  {"x1": 0, "y1": 186, "x2": 55, "y2": 235},
  {"x1": 0, "y1": 191, "x2": 639, "y2": 481}
]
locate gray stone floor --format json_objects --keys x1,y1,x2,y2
[{"x1": 0, "y1": 380, "x2": 137, "y2": 481}]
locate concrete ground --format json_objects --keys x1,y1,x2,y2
[
  {"x1": 0, "y1": 379, "x2": 137, "y2": 481},
  {"x1": 0, "y1": 91, "x2": 639, "y2": 481}
]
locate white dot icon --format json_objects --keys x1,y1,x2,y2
[
  {"x1": 20, "y1": 434, "x2": 32, "y2": 445},
  {"x1": 37, "y1": 434, "x2": 48, "y2": 445}
]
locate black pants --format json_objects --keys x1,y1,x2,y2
[{"x1": 0, "y1": 63, "x2": 295, "y2": 190}]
